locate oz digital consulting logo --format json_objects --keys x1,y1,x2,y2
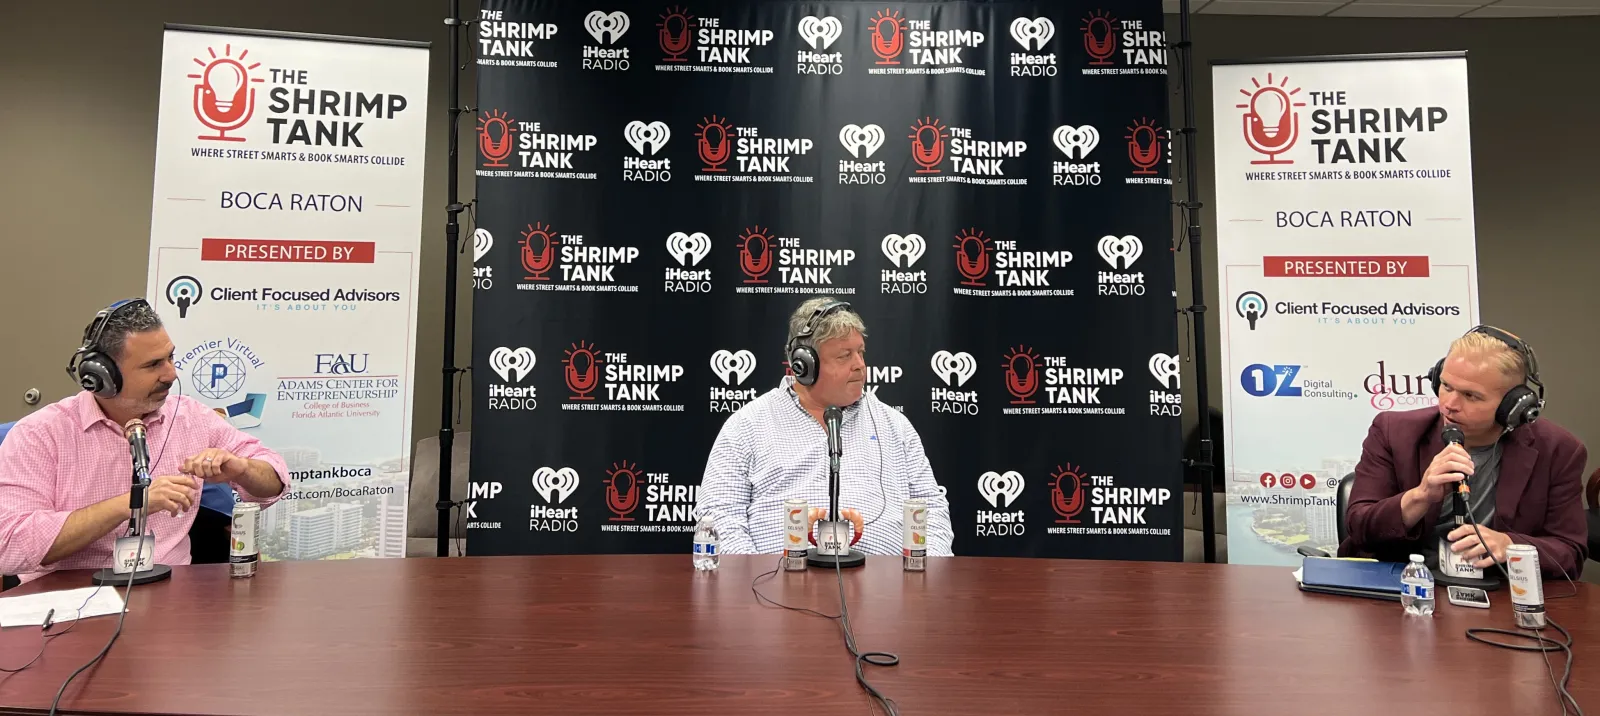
[
  {"x1": 1236, "y1": 291, "x2": 1267, "y2": 330},
  {"x1": 166, "y1": 276, "x2": 203, "y2": 318}
]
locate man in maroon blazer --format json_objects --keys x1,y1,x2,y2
[{"x1": 1338, "y1": 327, "x2": 1588, "y2": 578}]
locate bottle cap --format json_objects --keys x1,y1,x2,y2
[{"x1": 1409, "y1": 554, "x2": 1423, "y2": 562}]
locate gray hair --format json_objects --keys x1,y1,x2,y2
[
  {"x1": 91, "y1": 301, "x2": 164, "y2": 360},
  {"x1": 786, "y1": 296, "x2": 867, "y2": 353}
]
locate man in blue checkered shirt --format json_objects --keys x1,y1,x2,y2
[{"x1": 695, "y1": 297, "x2": 954, "y2": 556}]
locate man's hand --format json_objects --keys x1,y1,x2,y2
[
  {"x1": 147, "y1": 475, "x2": 201, "y2": 517},
  {"x1": 1413, "y1": 443, "x2": 1473, "y2": 504},
  {"x1": 1448, "y1": 524, "x2": 1512, "y2": 569},
  {"x1": 182, "y1": 448, "x2": 248, "y2": 483}
]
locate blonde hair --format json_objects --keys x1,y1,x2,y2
[{"x1": 1446, "y1": 330, "x2": 1527, "y2": 382}]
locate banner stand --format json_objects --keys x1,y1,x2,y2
[{"x1": 436, "y1": 0, "x2": 469, "y2": 558}]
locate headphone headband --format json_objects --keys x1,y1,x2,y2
[
  {"x1": 66, "y1": 298, "x2": 150, "y2": 397},
  {"x1": 1465, "y1": 324, "x2": 1539, "y2": 385},
  {"x1": 787, "y1": 299, "x2": 852, "y2": 353}
]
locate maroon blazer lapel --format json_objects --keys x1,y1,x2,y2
[{"x1": 1494, "y1": 427, "x2": 1537, "y2": 529}]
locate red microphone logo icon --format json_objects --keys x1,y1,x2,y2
[
  {"x1": 188, "y1": 46, "x2": 263, "y2": 142},
  {"x1": 910, "y1": 117, "x2": 947, "y2": 174},
  {"x1": 1126, "y1": 118, "x2": 1162, "y2": 175},
  {"x1": 658, "y1": 6, "x2": 694, "y2": 62},
  {"x1": 606, "y1": 461, "x2": 642, "y2": 521},
  {"x1": 869, "y1": 9, "x2": 906, "y2": 65},
  {"x1": 564, "y1": 340, "x2": 603, "y2": 400},
  {"x1": 1003, "y1": 345, "x2": 1040, "y2": 405},
  {"x1": 1238, "y1": 74, "x2": 1304, "y2": 165},
  {"x1": 738, "y1": 226, "x2": 774, "y2": 284},
  {"x1": 1081, "y1": 11, "x2": 1117, "y2": 66},
  {"x1": 952, "y1": 228, "x2": 992, "y2": 287},
  {"x1": 478, "y1": 110, "x2": 517, "y2": 169},
  {"x1": 696, "y1": 115, "x2": 734, "y2": 173},
  {"x1": 1051, "y1": 464, "x2": 1087, "y2": 524},
  {"x1": 519, "y1": 222, "x2": 559, "y2": 281}
]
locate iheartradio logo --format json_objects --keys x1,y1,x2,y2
[
  {"x1": 666, "y1": 231, "x2": 711, "y2": 266},
  {"x1": 489, "y1": 347, "x2": 536, "y2": 383},
  {"x1": 839, "y1": 124, "x2": 885, "y2": 159},
  {"x1": 1009, "y1": 17, "x2": 1055, "y2": 50},
  {"x1": 585, "y1": 11, "x2": 631, "y2": 44},
  {"x1": 1237, "y1": 73, "x2": 1304, "y2": 165},
  {"x1": 473, "y1": 228, "x2": 494, "y2": 263},
  {"x1": 624, "y1": 121, "x2": 671, "y2": 155},
  {"x1": 881, "y1": 234, "x2": 926, "y2": 268},
  {"x1": 798, "y1": 15, "x2": 843, "y2": 50},
  {"x1": 1148, "y1": 353, "x2": 1181, "y2": 390},
  {"x1": 978, "y1": 471, "x2": 1024, "y2": 508},
  {"x1": 1052, "y1": 125, "x2": 1100, "y2": 160},
  {"x1": 1096, "y1": 235, "x2": 1142, "y2": 269},
  {"x1": 931, "y1": 351, "x2": 977, "y2": 387},
  {"x1": 532, "y1": 467, "x2": 580, "y2": 504},
  {"x1": 710, "y1": 349, "x2": 757, "y2": 385},
  {"x1": 188, "y1": 44, "x2": 265, "y2": 142}
]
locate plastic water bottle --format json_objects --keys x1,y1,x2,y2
[
  {"x1": 1401, "y1": 554, "x2": 1434, "y2": 616},
  {"x1": 693, "y1": 516, "x2": 719, "y2": 571}
]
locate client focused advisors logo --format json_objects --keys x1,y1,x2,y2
[
  {"x1": 976, "y1": 470, "x2": 1025, "y2": 537},
  {"x1": 879, "y1": 233, "x2": 928, "y2": 295},
  {"x1": 530, "y1": 467, "x2": 580, "y2": 533},
  {"x1": 516, "y1": 222, "x2": 641, "y2": 293},
  {"x1": 166, "y1": 275, "x2": 204, "y2": 318},
  {"x1": 709, "y1": 349, "x2": 758, "y2": 413},
  {"x1": 1079, "y1": 10, "x2": 1166, "y2": 76},
  {"x1": 1008, "y1": 17, "x2": 1058, "y2": 77},
  {"x1": 694, "y1": 115, "x2": 816, "y2": 183},
  {"x1": 796, "y1": 15, "x2": 844, "y2": 74},
  {"x1": 204, "y1": 283, "x2": 401, "y2": 313},
  {"x1": 664, "y1": 231, "x2": 713, "y2": 293},
  {"x1": 951, "y1": 228, "x2": 1074, "y2": 297},
  {"x1": 1047, "y1": 464, "x2": 1173, "y2": 536},
  {"x1": 476, "y1": 7, "x2": 558, "y2": 68},
  {"x1": 867, "y1": 9, "x2": 986, "y2": 76},
  {"x1": 487, "y1": 346, "x2": 536, "y2": 411},
  {"x1": 930, "y1": 350, "x2": 979, "y2": 415},
  {"x1": 656, "y1": 5, "x2": 776, "y2": 73},
  {"x1": 1052, "y1": 124, "x2": 1101, "y2": 186},
  {"x1": 563, "y1": 340, "x2": 685, "y2": 411},
  {"x1": 473, "y1": 228, "x2": 495, "y2": 291},
  {"x1": 1239, "y1": 363, "x2": 1356, "y2": 401},
  {"x1": 1236, "y1": 291, "x2": 1268, "y2": 330},
  {"x1": 175, "y1": 338, "x2": 264, "y2": 401},
  {"x1": 582, "y1": 11, "x2": 632, "y2": 71},
  {"x1": 1238, "y1": 73, "x2": 1304, "y2": 164},
  {"x1": 1148, "y1": 353, "x2": 1182, "y2": 416},
  {"x1": 1002, "y1": 346, "x2": 1129, "y2": 416},
  {"x1": 906, "y1": 117, "x2": 1028, "y2": 185},
  {"x1": 837, "y1": 124, "x2": 887, "y2": 185},
  {"x1": 622, "y1": 120, "x2": 672, "y2": 182},
  {"x1": 734, "y1": 225, "x2": 856, "y2": 295},
  {"x1": 1096, "y1": 235, "x2": 1145, "y2": 296}
]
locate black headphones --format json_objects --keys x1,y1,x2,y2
[
  {"x1": 786, "y1": 299, "x2": 852, "y2": 387},
  {"x1": 66, "y1": 298, "x2": 149, "y2": 398},
  {"x1": 1426, "y1": 324, "x2": 1545, "y2": 431}
]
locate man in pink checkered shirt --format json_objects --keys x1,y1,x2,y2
[{"x1": 0, "y1": 299, "x2": 288, "y2": 583}]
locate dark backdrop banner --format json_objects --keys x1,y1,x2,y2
[{"x1": 468, "y1": 0, "x2": 1183, "y2": 560}]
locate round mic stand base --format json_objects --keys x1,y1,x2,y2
[
  {"x1": 1433, "y1": 571, "x2": 1503, "y2": 592},
  {"x1": 806, "y1": 548, "x2": 866, "y2": 569},
  {"x1": 91, "y1": 564, "x2": 172, "y2": 586}
]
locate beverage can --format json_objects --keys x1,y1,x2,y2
[
  {"x1": 783, "y1": 498, "x2": 808, "y2": 571},
  {"x1": 1506, "y1": 544, "x2": 1545, "y2": 628},
  {"x1": 903, "y1": 499, "x2": 927, "y2": 572},
  {"x1": 230, "y1": 503, "x2": 260, "y2": 579}
]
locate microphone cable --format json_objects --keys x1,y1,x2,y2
[
  {"x1": 0, "y1": 585, "x2": 101, "y2": 674},
  {"x1": 859, "y1": 397, "x2": 889, "y2": 530},
  {"x1": 1458, "y1": 511, "x2": 1583, "y2": 716},
  {"x1": 749, "y1": 555, "x2": 901, "y2": 715},
  {"x1": 48, "y1": 379, "x2": 181, "y2": 715}
]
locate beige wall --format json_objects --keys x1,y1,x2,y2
[
  {"x1": 1, "y1": 4, "x2": 1594, "y2": 484},
  {"x1": 1170, "y1": 14, "x2": 1600, "y2": 484}
]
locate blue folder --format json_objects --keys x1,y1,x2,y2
[{"x1": 1300, "y1": 557, "x2": 1406, "y2": 601}]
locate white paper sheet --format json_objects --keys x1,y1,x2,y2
[{"x1": 0, "y1": 586, "x2": 126, "y2": 627}]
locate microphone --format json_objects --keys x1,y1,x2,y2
[
  {"x1": 125, "y1": 418, "x2": 151, "y2": 481},
  {"x1": 1441, "y1": 423, "x2": 1469, "y2": 521},
  {"x1": 809, "y1": 406, "x2": 865, "y2": 569},
  {"x1": 92, "y1": 418, "x2": 171, "y2": 586},
  {"x1": 1434, "y1": 422, "x2": 1500, "y2": 590}
]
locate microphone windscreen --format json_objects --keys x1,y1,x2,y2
[
  {"x1": 1441, "y1": 424, "x2": 1465, "y2": 446},
  {"x1": 824, "y1": 406, "x2": 842, "y2": 424},
  {"x1": 124, "y1": 418, "x2": 146, "y2": 438}
]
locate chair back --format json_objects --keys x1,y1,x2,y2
[
  {"x1": 1335, "y1": 472, "x2": 1356, "y2": 545},
  {"x1": 0, "y1": 421, "x2": 14, "y2": 447},
  {"x1": 1585, "y1": 467, "x2": 1598, "y2": 510}
]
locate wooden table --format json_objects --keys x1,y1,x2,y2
[{"x1": 0, "y1": 556, "x2": 1593, "y2": 715}]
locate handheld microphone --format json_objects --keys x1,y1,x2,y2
[
  {"x1": 1441, "y1": 423, "x2": 1469, "y2": 504},
  {"x1": 1434, "y1": 422, "x2": 1501, "y2": 590},
  {"x1": 124, "y1": 419, "x2": 151, "y2": 536}
]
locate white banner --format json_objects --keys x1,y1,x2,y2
[
  {"x1": 145, "y1": 26, "x2": 430, "y2": 561},
  {"x1": 1211, "y1": 54, "x2": 1479, "y2": 565}
]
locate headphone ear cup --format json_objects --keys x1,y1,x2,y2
[
  {"x1": 76, "y1": 351, "x2": 122, "y2": 399},
  {"x1": 1496, "y1": 385, "x2": 1535, "y2": 429},
  {"x1": 1426, "y1": 359, "x2": 1444, "y2": 396},
  {"x1": 790, "y1": 346, "x2": 817, "y2": 387}
]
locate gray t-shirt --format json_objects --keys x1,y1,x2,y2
[{"x1": 1438, "y1": 441, "x2": 1501, "y2": 527}]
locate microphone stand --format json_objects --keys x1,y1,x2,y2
[
  {"x1": 809, "y1": 413, "x2": 866, "y2": 569},
  {"x1": 91, "y1": 467, "x2": 172, "y2": 586},
  {"x1": 1431, "y1": 485, "x2": 1502, "y2": 591}
]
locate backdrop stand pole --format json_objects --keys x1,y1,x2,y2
[
  {"x1": 1175, "y1": 0, "x2": 1218, "y2": 563},
  {"x1": 437, "y1": 0, "x2": 466, "y2": 558}
]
